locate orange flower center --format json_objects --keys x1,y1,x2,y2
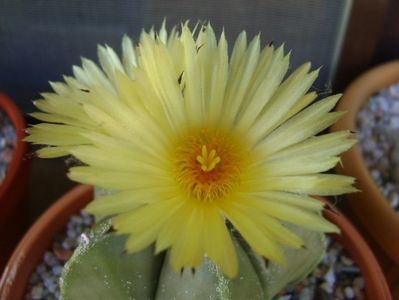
[{"x1": 175, "y1": 128, "x2": 246, "y2": 202}]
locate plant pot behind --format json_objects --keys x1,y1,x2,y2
[
  {"x1": 0, "y1": 93, "x2": 30, "y2": 271},
  {"x1": 0, "y1": 185, "x2": 391, "y2": 299},
  {"x1": 331, "y1": 60, "x2": 399, "y2": 297},
  {"x1": 0, "y1": 185, "x2": 93, "y2": 300}
]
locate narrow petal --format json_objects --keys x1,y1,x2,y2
[
  {"x1": 181, "y1": 25, "x2": 205, "y2": 125},
  {"x1": 236, "y1": 45, "x2": 289, "y2": 132},
  {"x1": 244, "y1": 174, "x2": 358, "y2": 195},
  {"x1": 122, "y1": 35, "x2": 137, "y2": 77},
  {"x1": 266, "y1": 131, "x2": 356, "y2": 161},
  {"x1": 234, "y1": 197, "x2": 338, "y2": 233},
  {"x1": 170, "y1": 202, "x2": 204, "y2": 268},
  {"x1": 114, "y1": 197, "x2": 182, "y2": 253},
  {"x1": 30, "y1": 112, "x2": 95, "y2": 129},
  {"x1": 81, "y1": 58, "x2": 115, "y2": 92},
  {"x1": 155, "y1": 203, "x2": 192, "y2": 253},
  {"x1": 113, "y1": 197, "x2": 182, "y2": 234},
  {"x1": 244, "y1": 191, "x2": 324, "y2": 211},
  {"x1": 233, "y1": 201, "x2": 304, "y2": 248},
  {"x1": 70, "y1": 145, "x2": 168, "y2": 174},
  {"x1": 203, "y1": 207, "x2": 237, "y2": 277},
  {"x1": 249, "y1": 63, "x2": 319, "y2": 143},
  {"x1": 219, "y1": 201, "x2": 285, "y2": 263},
  {"x1": 68, "y1": 166, "x2": 172, "y2": 190},
  {"x1": 254, "y1": 112, "x2": 345, "y2": 157},
  {"x1": 208, "y1": 31, "x2": 228, "y2": 125},
  {"x1": 258, "y1": 156, "x2": 340, "y2": 176},
  {"x1": 222, "y1": 34, "x2": 260, "y2": 125},
  {"x1": 25, "y1": 124, "x2": 89, "y2": 146},
  {"x1": 36, "y1": 146, "x2": 74, "y2": 158},
  {"x1": 85, "y1": 189, "x2": 172, "y2": 216},
  {"x1": 97, "y1": 44, "x2": 125, "y2": 86}
]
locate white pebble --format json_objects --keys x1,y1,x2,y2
[{"x1": 344, "y1": 286, "x2": 355, "y2": 298}]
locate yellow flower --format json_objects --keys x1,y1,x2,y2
[{"x1": 26, "y1": 22, "x2": 356, "y2": 278}]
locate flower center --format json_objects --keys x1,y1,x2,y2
[
  {"x1": 196, "y1": 145, "x2": 221, "y2": 172},
  {"x1": 175, "y1": 128, "x2": 245, "y2": 202}
]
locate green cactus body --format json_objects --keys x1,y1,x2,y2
[{"x1": 60, "y1": 218, "x2": 326, "y2": 300}]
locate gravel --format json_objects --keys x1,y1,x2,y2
[
  {"x1": 0, "y1": 110, "x2": 16, "y2": 182},
  {"x1": 357, "y1": 82, "x2": 399, "y2": 211},
  {"x1": 24, "y1": 211, "x2": 94, "y2": 300},
  {"x1": 274, "y1": 237, "x2": 364, "y2": 300},
  {"x1": 25, "y1": 212, "x2": 364, "y2": 299}
]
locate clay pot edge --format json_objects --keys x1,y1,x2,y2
[
  {"x1": 0, "y1": 185, "x2": 391, "y2": 299},
  {"x1": 0, "y1": 93, "x2": 28, "y2": 203},
  {"x1": 331, "y1": 60, "x2": 399, "y2": 264},
  {"x1": 0, "y1": 184, "x2": 93, "y2": 300}
]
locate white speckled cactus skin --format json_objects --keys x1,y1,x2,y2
[{"x1": 60, "y1": 209, "x2": 326, "y2": 300}]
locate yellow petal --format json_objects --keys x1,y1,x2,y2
[
  {"x1": 170, "y1": 202, "x2": 204, "y2": 268},
  {"x1": 244, "y1": 174, "x2": 357, "y2": 195},
  {"x1": 234, "y1": 197, "x2": 338, "y2": 233},
  {"x1": 219, "y1": 201, "x2": 285, "y2": 264},
  {"x1": 233, "y1": 201, "x2": 303, "y2": 248},
  {"x1": 249, "y1": 63, "x2": 319, "y2": 143},
  {"x1": 245, "y1": 191, "x2": 324, "y2": 211},
  {"x1": 259, "y1": 156, "x2": 340, "y2": 176},
  {"x1": 68, "y1": 166, "x2": 172, "y2": 190},
  {"x1": 267, "y1": 130, "x2": 356, "y2": 161},
  {"x1": 203, "y1": 207, "x2": 238, "y2": 277},
  {"x1": 36, "y1": 146, "x2": 74, "y2": 158},
  {"x1": 222, "y1": 34, "x2": 260, "y2": 125},
  {"x1": 236, "y1": 45, "x2": 289, "y2": 132},
  {"x1": 85, "y1": 189, "x2": 166, "y2": 216}
]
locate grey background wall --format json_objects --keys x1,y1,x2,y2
[{"x1": 0, "y1": 0, "x2": 352, "y2": 112}]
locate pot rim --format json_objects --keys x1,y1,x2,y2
[
  {"x1": 0, "y1": 93, "x2": 28, "y2": 205},
  {"x1": 323, "y1": 202, "x2": 391, "y2": 299},
  {"x1": 0, "y1": 185, "x2": 391, "y2": 299},
  {"x1": 0, "y1": 185, "x2": 92, "y2": 299},
  {"x1": 331, "y1": 60, "x2": 399, "y2": 264}
]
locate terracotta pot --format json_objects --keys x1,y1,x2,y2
[
  {"x1": 323, "y1": 202, "x2": 391, "y2": 299},
  {"x1": 0, "y1": 185, "x2": 391, "y2": 299},
  {"x1": 0, "y1": 93, "x2": 30, "y2": 270},
  {"x1": 331, "y1": 60, "x2": 399, "y2": 296},
  {"x1": 0, "y1": 185, "x2": 93, "y2": 300}
]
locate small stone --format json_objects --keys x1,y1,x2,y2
[
  {"x1": 51, "y1": 265, "x2": 63, "y2": 276},
  {"x1": 44, "y1": 252, "x2": 58, "y2": 267},
  {"x1": 276, "y1": 295, "x2": 292, "y2": 300},
  {"x1": 43, "y1": 277, "x2": 57, "y2": 293},
  {"x1": 340, "y1": 255, "x2": 354, "y2": 266},
  {"x1": 353, "y1": 276, "x2": 365, "y2": 289},
  {"x1": 30, "y1": 285, "x2": 44, "y2": 299},
  {"x1": 298, "y1": 287, "x2": 312, "y2": 300},
  {"x1": 334, "y1": 285, "x2": 345, "y2": 299},
  {"x1": 324, "y1": 267, "x2": 336, "y2": 289},
  {"x1": 338, "y1": 265, "x2": 360, "y2": 274},
  {"x1": 70, "y1": 215, "x2": 83, "y2": 225},
  {"x1": 54, "y1": 247, "x2": 73, "y2": 262},
  {"x1": 66, "y1": 227, "x2": 77, "y2": 239},
  {"x1": 388, "y1": 192, "x2": 399, "y2": 208},
  {"x1": 390, "y1": 116, "x2": 399, "y2": 128},
  {"x1": 320, "y1": 281, "x2": 334, "y2": 294},
  {"x1": 28, "y1": 272, "x2": 40, "y2": 284},
  {"x1": 371, "y1": 169, "x2": 381, "y2": 181},
  {"x1": 344, "y1": 286, "x2": 355, "y2": 299},
  {"x1": 36, "y1": 263, "x2": 46, "y2": 274}
]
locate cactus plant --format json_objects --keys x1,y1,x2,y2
[
  {"x1": 25, "y1": 20, "x2": 357, "y2": 298},
  {"x1": 60, "y1": 218, "x2": 326, "y2": 300}
]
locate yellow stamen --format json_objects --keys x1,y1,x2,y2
[{"x1": 196, "y1": 145, "x2": 221, "y2": 172}]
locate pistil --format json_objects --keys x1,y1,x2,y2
[{"x1": 196, "y1": 145, "x2": 221, "y2": 172}]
